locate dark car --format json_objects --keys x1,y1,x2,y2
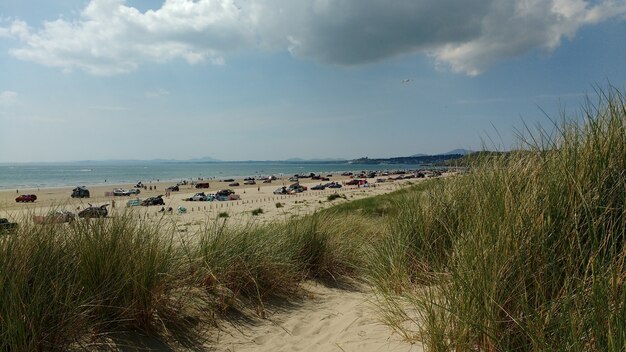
[
  {"x1": 78, "y1": 204, "x2": 109, "y2": 219},
  {"x1": 141, "y1": 195, "x2": 165, "y2": 206},
  {"x1": 166, "y1": 185, "x2": 180, "y2": 192},
  {"x1": 222, "y1": 178, "x2": 235, "y2": 182},
  {"x1": 16, "y1": 194, "x2": 37, "y2": 202},
  {"x1": 327, "y1": 182, "x2": 342, "y2": 189},
  {"x1": 215, "y1": 189, "x2": 235, "y2": 197},
  {"x1": 0, "y1": 218, "x2": 18, "y2": 232},
  {"x1": 273, "y1": 187, "x2": 287, "y2": 195},
  {"x1": 346, "y1": 179, "x2": 360, "y2": 185},
  {"x1": 195, "y1": 182, "x2": 210, "y2": 189},
  {"x1": 311, "y1": 184, "x2": 325, "y2": 190},
  {"x1": 71, "y1": 186, "x2": 90, "y2": 198},
  {"x1": 228, "y1": 182, "x2": 240, "y2": 187}
]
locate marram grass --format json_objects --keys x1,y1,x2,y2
[{"x1": 367, "y1": 87, "x2": 626, "y2": 351}]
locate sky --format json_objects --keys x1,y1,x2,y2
[{"x1": 0, "y1": 0, "x2": 624, "y2": 162}]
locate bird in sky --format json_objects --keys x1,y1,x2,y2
[{"x1": 402, "y1": 79, "x2": 413, "y2": 83}]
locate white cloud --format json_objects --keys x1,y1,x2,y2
[
  {"x1": 1, "y1": 0, "x2": 624, "y2": 75},
  {"x1": 0, "y1": 91, "x2": 18, "y2": 105},
  {"x1": 430, "y1": 0, "x2": 626, "y2": 75},
  {"x1": 4, "y1": 0, "x2": 254, "y2": 75}
]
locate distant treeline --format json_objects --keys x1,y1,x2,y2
[{"x1": 350, "y1": 154, "x2": 464, "y2": 165}]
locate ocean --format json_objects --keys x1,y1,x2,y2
[{"x1": 0, "y1": 161, "x2": 435, "y2": 190}]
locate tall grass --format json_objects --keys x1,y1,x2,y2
[
  {"x1": 0, "y1": 214, "x2": 201, "y2": 350},
  {"x1": 193, "y1": 213, "x2": 369, "y2": 316},
  {"x1": 368, "y1": 87, "x2": 626, "y2": 351}
]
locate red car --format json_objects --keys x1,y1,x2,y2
[{"x1": 16, "y1": 194, "x2": 37, "y2": 203}]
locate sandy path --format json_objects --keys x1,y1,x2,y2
[{"x1": 208, "y1": 283, "x2": 422, "y2": 352}]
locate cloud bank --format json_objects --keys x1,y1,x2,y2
[{"x1": 1, "y1": 0, "x2": 624, "y2": 75}]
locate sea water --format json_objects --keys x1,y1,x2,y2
[{"x1": 0, "y1": 161, "x2": 435, "y2": 190}]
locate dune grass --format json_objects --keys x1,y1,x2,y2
[
  {"x1": 0, "y1": 214, "x2": 199, "y2": 350},
  {"x1": 367, "y1": 87, "x2": 626, "y2": 351},
  {"x1": 0, "y1": 211, "x2": 370, "y2": 349}
]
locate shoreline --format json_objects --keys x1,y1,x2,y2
[{"x1": 0, "y1": 163, "x2": 450, "y2": 191}]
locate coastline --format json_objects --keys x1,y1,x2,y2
[{"x1": 0, "y1": 162, "x2": 443, "y2": 191}]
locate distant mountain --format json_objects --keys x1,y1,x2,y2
[
  {"x1": 349, "y1": 153, "x2": 465, "y2": 165},
  {"x1": 186, "y1": 156, "x2": 221, "y2": 162},
  {"x1": 410, "y1": 153, "x2": 428, "y2": 157},
  {"x1": 442, "y1": 149, "x2": 473, "y2": 155}
]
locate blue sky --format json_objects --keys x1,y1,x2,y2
[{"x1": 0, "y1": 0, "x2": 624, "y2": 162}]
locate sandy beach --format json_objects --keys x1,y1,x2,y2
[{"x1": 0, "y1": 174, "x2": 425, "y2": 225}]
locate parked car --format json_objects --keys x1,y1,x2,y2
[
  {"x1": 195, "y1": 182, "x2": 210, "y2": 189},
  {"x1": 166, "y1": 185, "x2": 179, "y2": 192},
  {"x1": 0, "y1": 218, "x2": 18, "y2": 232},
  {"x1": 243, "y1": 179, "x2": 256, "y2": 185},
  {"x1": 185, "y1": 192, "x2": 207, "y2": 201},
  {"x1": 287, "y1": 183, "x2": 306, "y2": 193},
  {"x1": 71, "y1": 186, "x2": 90, "y2": 198},
  {"x1": 16, "y1": 194, "x2": 37, "y2": 202},
  {"x1": 126, "y1": 199, "x2": 141, "y2": 207},
  {"x1": 222, "y1": 178, "x2": 235, "y2": 182},
  {"x1": 326, "y1": 182, "x2": 342, "y2": 189},
  {"x1": 135, "y1": 182, "x2": 144, "y2": 188},
  {"x1": 215, "y1": 189, "x2": 235, "y2": 197},
  {"x1": 346, "y1": 179, "x2": 360, "y2": 185},
  {"x1": 229, "y1": 182, "x2": 240, "y2": 187},
  {"x1": 128, "y1": 188, "x2": 141, "y2": 195},
  {"x1": 78, "y1": 204, "x2": 109, "y2": 218},
  {"x1": 262, "y1": 179, "x2": 272, "y2": 183},
  {"x1": 273, "y1": 187, "x2": 287, "y2": 195},
  {"x1": 311, "y1": 184, "x2": 325, "y2": 190},
  {"x1": 33, "y1": 210, "x2": 76, "y2": 224},
  {"x1": 113, "y1": 189, "x2": 131, "y2": 196},
  {"x1": 141, "y1": 196, "x2": 165, "y2": 206}
]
